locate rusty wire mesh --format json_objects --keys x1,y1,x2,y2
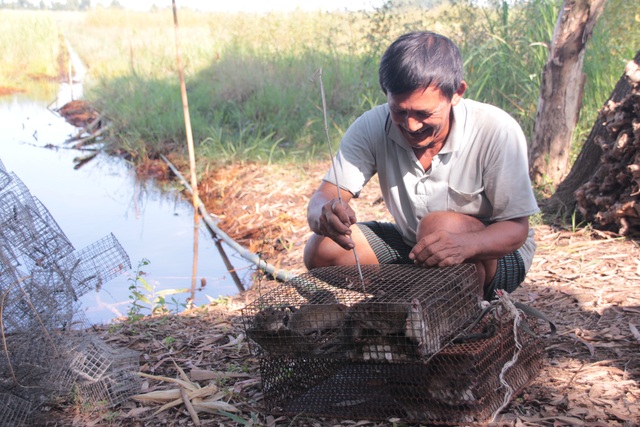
[{"x1": 242, "y1": 263, "x2": 546, "y2": 425}]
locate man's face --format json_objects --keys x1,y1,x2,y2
[{"x1": 387, "y1": 85, "x2": 463, "y2": 151}]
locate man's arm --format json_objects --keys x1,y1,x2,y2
[
  {"x1": 307, "y1": 181, "x2": 357, "y2": 250},
  {"x1": 410, "y1": 216, "x2": 530, "y2": 268}
]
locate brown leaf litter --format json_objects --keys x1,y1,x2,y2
[{"x1": 40, "y1": 160, "x2": 640, "y2": 426}]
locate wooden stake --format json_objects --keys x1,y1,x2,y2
[{"x1": 172, "y1": 0, "x2": 200, "y2": 297}]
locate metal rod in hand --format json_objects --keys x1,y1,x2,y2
[{"x1": 317, "y1": 68, "x2": 366, "y2": 291}]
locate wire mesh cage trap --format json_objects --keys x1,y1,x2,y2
[
  {"x1": 0, "y1": 160, "x2": 136, "y2": 425},
  {"x1": 242, "y1": 263, "x2": 547, "y2": 425},
  {"x1": 0, "y1": 393, "x2": 31, "y2": 427},
  {"x1": 76, "y1": 367, "x2": 143, "y2": 408},
  {"x1": 243, "y1": 263, "x2": 482, "y2": 360}
]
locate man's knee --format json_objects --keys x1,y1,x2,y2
[
  {"x1": 304, "y1": 227, "x2": 378, "y2": 269},
  {"x1": 303, "y1": 233, "x2": 362, "y2": 269},
  {"x1": 303, "y1": 234, "x2": 326, "y2": 269},
  {"x1": 417, "y1": 211, "x2": 485, "y2": 239}
]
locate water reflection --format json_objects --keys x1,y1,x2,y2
[{"x1": 0, "y1": 85, "x2": 250, "y2": 324}]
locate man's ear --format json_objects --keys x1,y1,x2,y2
[{"x1": 451, "y1": 80, "x2": 467, "y2": 106}]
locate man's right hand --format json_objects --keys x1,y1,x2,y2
[
  {"x1": 316, "y1": 198, "x2": 357, "y2": 250},
  {"x1": 307, "y1": 181, "x2": 357, "y2": 250}
]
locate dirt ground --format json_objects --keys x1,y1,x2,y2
[
  {"x1": 45, "y1": 102, "x2": 640, "y2": 426},
  {"x1": 39, "y1": 157, "x2": 640, "y2": 427}
]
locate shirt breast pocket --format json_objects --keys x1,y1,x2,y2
[{"x1": 447, "y1": 185, "x2": 487, "y2": 215}]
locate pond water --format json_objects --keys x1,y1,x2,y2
[{"x1": 0, "y1": 83, "x2": 251, "y2": 325}]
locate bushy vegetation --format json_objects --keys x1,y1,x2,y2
[
  {"x1": 0, "y1": 10, "x2": 64, "y2": 88},
  {"x1": 2, "y1": 0, "x2": 638, "y2": 169},
  {"x1": 577, "y1": 0, "x2": 640, "y2": 149},
  {"x1": 53, "y1": 7, "x2": 402, "y2": 164}
]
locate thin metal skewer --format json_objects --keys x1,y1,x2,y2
[{"x1": 317, "y1": 68, "x2": 366, "y2": 290}]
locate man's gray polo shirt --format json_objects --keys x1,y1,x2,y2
[{"x1": 323, "y1": 98, "x2": 540, "y2": 271}]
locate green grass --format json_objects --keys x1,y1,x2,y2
[
  {"x1": 2, "y1": 1, "x2": 638, "y2": 172},
  {"x1": 450, "y1": 0, "x2": 559, "y2": 140},
  {"x1": 574, "y1": 0, "x2": 640, "y2": 159},
  {"x1": 51, "y1": 7, "x2": 395, "y2": 164}
]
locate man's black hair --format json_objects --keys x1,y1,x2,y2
[{"x1": 378, "y1": 31, "x2": 463, "y2": 99}]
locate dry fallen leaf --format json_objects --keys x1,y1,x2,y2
[
  {"x1": 219, "y1": 333, "x2": 245, "y2": 348},
  {"x1": 629, "y1": 323, "x2": 640, "y2": 341},
  {"x1": 131, "y1": 367, "x2": 239, "y2": 417},
  {"x1": 131, "y1": 384, "x2": 217, "y2": 405},
  {"x1": 192, "y1": 400, "x2": 240, "y2": 413}
]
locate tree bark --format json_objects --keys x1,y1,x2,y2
[
  {"x1": 542, "y1": 50, "x2": 640, "y2": 220},
  {"x1": 529, "y1": 0, "x2": 606, "y2": 189}
]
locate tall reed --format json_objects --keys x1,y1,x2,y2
[
  {"x1": 577, "y1": 0, "x2": 640, "y2": 153},
  {"x1": 0, "y1": 10, "x2": 63, "y2": 88},
  {"x1": 442, "y1": 0, "x2": 559, "y2": 142},
  {"x1": 445, "y1": 0, "x2": 638, "y2": 162},
  {"x1": 58, "y1": 8, "x2": 398, "y2": 165}
]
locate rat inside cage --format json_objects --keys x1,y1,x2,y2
[
  {"x1": 242, "y1": 263, "x2": 547, "y2": 425},
  {"x1": 243, "y1": 263, "x2": 483, "y2": 360}
]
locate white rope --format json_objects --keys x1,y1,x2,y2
[{"x1": 490, "y1": 290, "x2": 524, "y2": 423}]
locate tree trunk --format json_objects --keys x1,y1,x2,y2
[
  {"x1": 542, "y1": 50, "x2": 640, "y2": 220},
  {"x1": 529, "y1": 0, "x2": 606, "y2": 189},
  {"x1": 574, "y1": 59, "x2": 640, "y2": 235}
]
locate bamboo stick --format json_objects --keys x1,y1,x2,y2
[
  {"x1": 160, "y1": 154, "x2": 294, "y2": 282},
  {"x1": 171, "y1": 0, "x2": 200, "y2": 299}
]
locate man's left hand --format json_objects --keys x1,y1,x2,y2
[{"x1": 409, "y1": 230, "x2": 472, "y2": 268}]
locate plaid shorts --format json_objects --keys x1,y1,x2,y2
[{"x1": 357, "y1": 221, "x2": 526, "y2": 300}]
